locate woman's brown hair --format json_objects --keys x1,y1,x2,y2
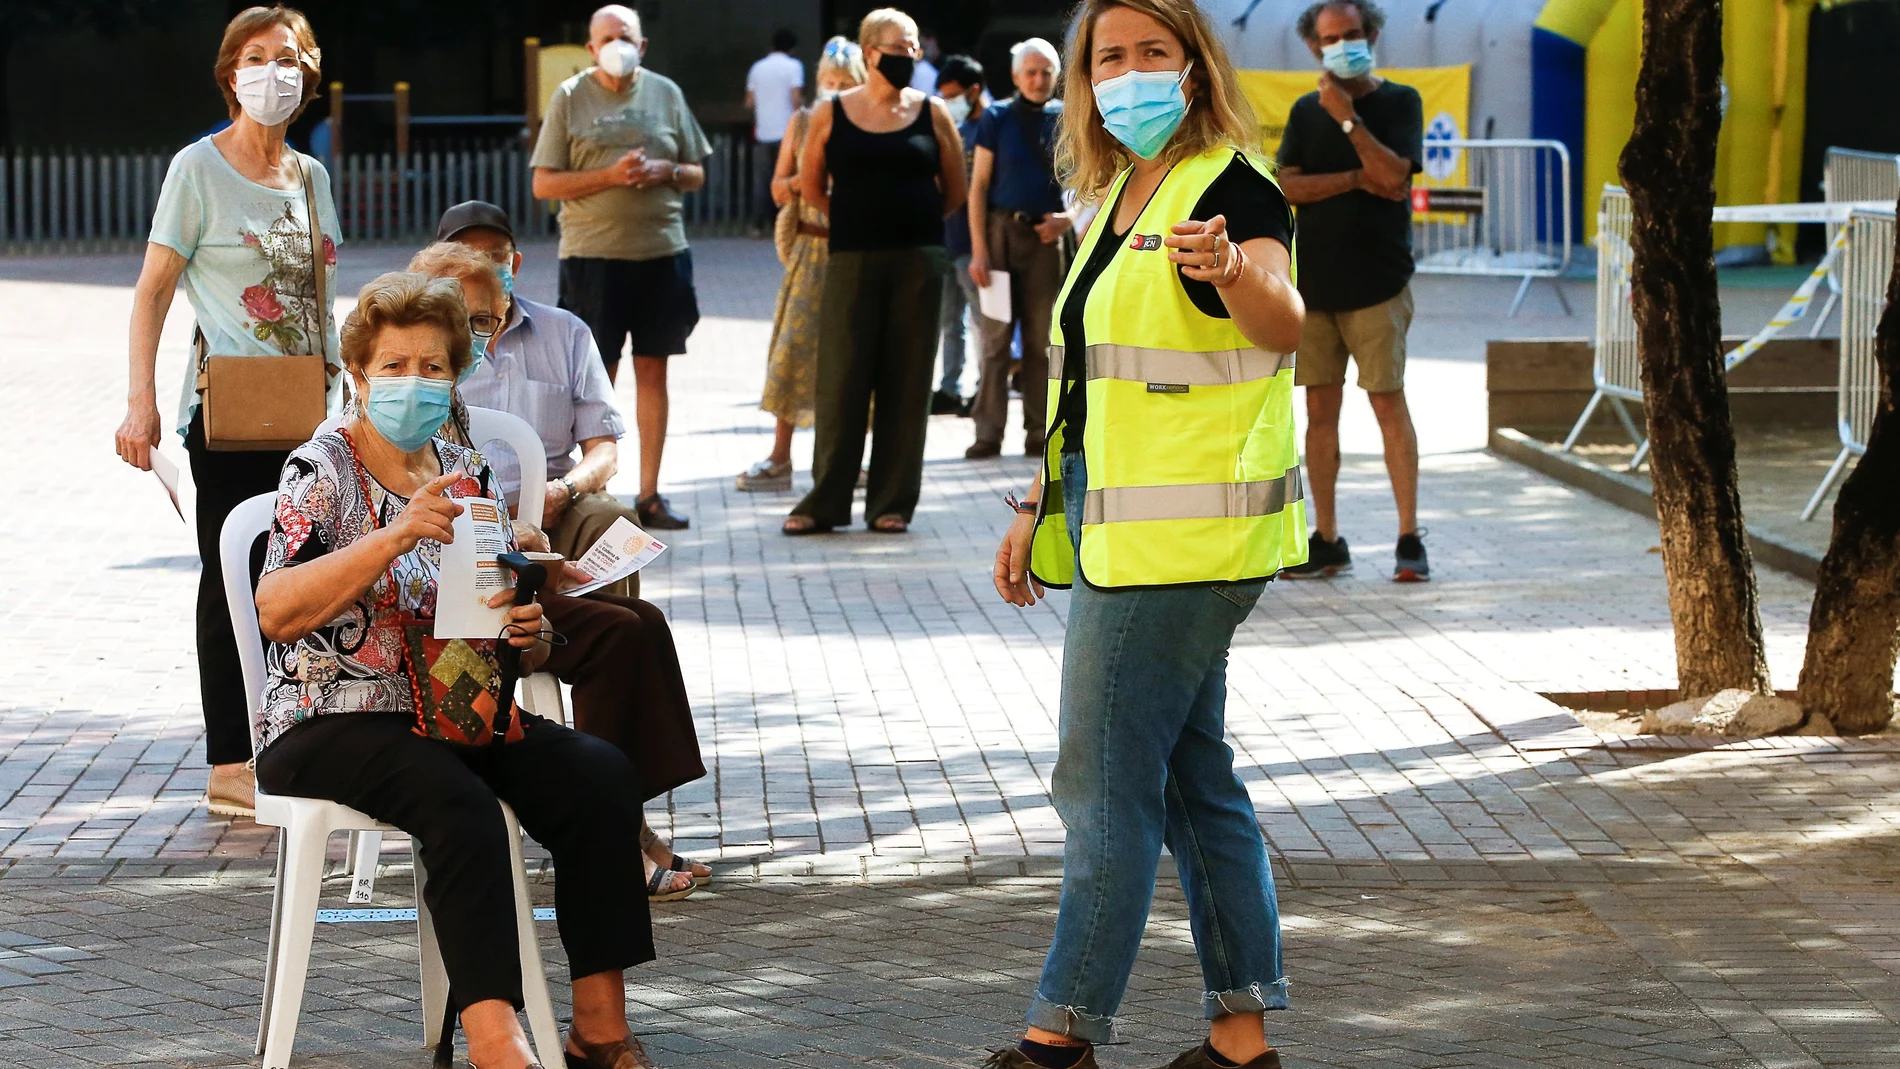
[
  {"x1": 340, "y1": 272, "x2": 473, "y2": 379},
  {"x1": 214, "y1": 5, "x2": 324, "y2": 122},
  {"x1": 1055, "y1": 0, "x2": 1261, "y2": 202}
]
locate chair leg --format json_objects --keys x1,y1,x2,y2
[
  {"x1": 503, "y1": 804, "x2": 563, "y2": 1069},
  {"x1": 348, "y1": 830, "x2": 383, "y2": 903},
  {"x1": 255, "y1": 838, "x2": 288, "y2": 1057},
  {"x1": 416, "y1": 846, "x2": 451, "y2": 1050},
  {"x1": 260, "y1": 818, "x2": 332, "y2": 1069}
]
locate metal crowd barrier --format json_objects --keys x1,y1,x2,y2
[
  {"x1": 1561, "y1": 187, "x2": 1643, "y2": 458},
  {"x1": 1409, "y1": 138, "x2": 1574, "y2": 317},
  {"x1": 1813, "y1": 148, "x2": 1900, "y2": 335},
  {"x1": 1803, "y1": 206, "x2": 1892, "y2": 520}
]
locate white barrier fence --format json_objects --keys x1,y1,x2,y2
[
  {"x1": 1409, "y1": 138, "x2": 1574, "y2": 316},
  {"x1": 1561, "y1": 187, "x2": 1644, "y2": 453},
  {"x1": 1803, "y1": 207, "x2": 1892, "y2": 520},
  {"x1": 0, "y1": 131, "x2": 764, "y2": 250},
  {"x1": 1813, "y1": 148, "x2": 1900, "y2": 335}
]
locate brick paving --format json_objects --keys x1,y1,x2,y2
[{"x1": 0, "y1": 240, "x2": 1896, "y2": 1066}]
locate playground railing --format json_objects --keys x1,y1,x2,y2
[
  {"x1": 0, "y1": 130, "x2": 764, "y2": 252},
  {"x1": 1803, "y1": 206, "x2": 1892, "y2": 520},
  {"x1": 1408, "y1": 138, "x2": 1574, "y2": 317}
]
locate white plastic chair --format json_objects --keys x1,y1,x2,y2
[
  {"x1": 346, "y1": 407, "x2": 569, "y2": 901},
  {"x1": 222, "y1": 493, "x2": 563, "y2": 1069}
]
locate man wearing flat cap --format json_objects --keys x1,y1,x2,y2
[{"x1": 435, "y1": 199, "x2": 641, "y2": 598}]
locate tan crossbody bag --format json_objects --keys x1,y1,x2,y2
[{"x1": 194, "y1": 156, "x2": 331, "y2": 451}]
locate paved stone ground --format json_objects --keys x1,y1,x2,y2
[{"x1": 0, "y1": 240, "x2": 1895, "y2": 1067}]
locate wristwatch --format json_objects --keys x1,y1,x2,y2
[
  {"x1": 559, "y1": 476, "x2": 579, "y2": 503},
  {"x1": 1340, "y1": 117, "x2": 1357, "y2": 136}
]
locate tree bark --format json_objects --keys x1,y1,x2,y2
[
  {"x1": 1798, "y1": 202, "x2": 1900, "y2": 734},
  {"x1": 1619, "y1": 0, "x2": 1772, "y2": 698}
]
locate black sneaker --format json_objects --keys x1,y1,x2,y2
[
  {"x1": 1280, "y1": 532, "x2": 1351, "y2": 579},
  {"x1": 1394, "y1": 527, "x2": 1429, "y2": 582},
  {"x1": 930, "y1": 389, "x2": 963, "y2": 415},
  {"x1": 984, "y1": 1045, "x2": 1099, "y2": 1069},
  {"x1": 1155, "y1": 1043, "x2": 1282, "y2": 1069},
  {"x1": 636, "y1": 493, "x2": 690, "y2": 530}
]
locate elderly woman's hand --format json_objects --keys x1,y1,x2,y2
[
  {"x1": 387, "y1": 471, "x2": 464, "y2": 554},
  {"x1": 485, "y1": 593, "x2": 547, "y2": 651}
]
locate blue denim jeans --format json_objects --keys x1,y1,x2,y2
[
  {"x1": 938, "y1": 253, "x2": 978, "y2": 395},
  {"x1": 1027, "y1": 452, "x2": 1289, "y2": 1043}
]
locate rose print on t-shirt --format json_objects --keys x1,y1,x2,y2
[{"x1": 237, "y1": 200, "x2": 331, "y2": 351}]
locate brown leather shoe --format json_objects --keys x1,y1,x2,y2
[
  {"x1": 966, "y1": 439, "x2": 1003, "y2": 459},
  {"x1": 564, "y1": 1031, "x2": 657, "y2": 1069},
  {"x1": 984, "y1": 1046, "x2": 1099, "y2": 1069}
]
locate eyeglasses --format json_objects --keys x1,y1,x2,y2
[{"x1": 469, "y1": 314, "x2": 503, "y2": 338}]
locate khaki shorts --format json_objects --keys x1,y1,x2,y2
[{"x1": 1294, "y1": 285, "x2": 1415, "y2": 393}]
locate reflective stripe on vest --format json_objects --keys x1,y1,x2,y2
[
  {"x1": 1082, "y1": 469, "x2": 1303, "y2": 525},
  {"x1": 1050, "y1": 343, "x2": 1296, "y2": 388}
]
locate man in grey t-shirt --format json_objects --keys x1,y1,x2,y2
[{"x1": 532, "y1": 3, "x2": 711, "y2": 530}]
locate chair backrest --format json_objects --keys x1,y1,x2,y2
[
  {"x1": 463, "y1": 406, "x2": 547, "y2": 531},
  {"x1": 220, "y1": 493, "x2": 279, "y2": 761}
]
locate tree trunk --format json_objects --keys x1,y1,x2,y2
[
  {"x1": 1798, "y1": 203, "x2": 1900, "y2": 733},
  {"x1": 1619, "y1": 0, "x2": 1773, "y2": 698}
]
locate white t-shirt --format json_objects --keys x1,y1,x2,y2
[{"x1": 746, "y1": 51, "x2": 805, "y2": 142}]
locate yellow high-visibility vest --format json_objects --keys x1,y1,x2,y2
[{"x1": 1030, "y1": 146, "x2": 1307, "y2": 589}]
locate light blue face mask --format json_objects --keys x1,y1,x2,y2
[
  {"x1": 459, "y1": 334, "x2": 488, "y2": 384},
  {"x1": 364, "y1": 374, "x2": 454, "y2": 453},
  {"x1": 1321, "y1": 39, "x2": 1374, "y2": 80},
  {"x1": 1093, "y1": 62, "x2": 1193, "y2": 161},
  {"x1": 494, "y1": 260, "x2": 515, "y2": 299}
]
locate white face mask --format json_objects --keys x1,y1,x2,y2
[
  {"x1": 234, "y1": 63, "x2": 303, "y2": 127},
  {"x1": 597, "y1": 39, "x2": 642, "y2": 78},
  {"x1": 817, "y1": 88, "x2": 841, "y2": 103},
  {"x1": 945, "y1": 94, "x2": 973, "y2": 125}
]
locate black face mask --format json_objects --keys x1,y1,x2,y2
[{"x1": 876, "y1": 50, "x2": 916, "y2": 89}]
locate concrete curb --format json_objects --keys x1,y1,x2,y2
[{"x1": 1489, "y1": 427, "x2": 1821, "y2": 581}]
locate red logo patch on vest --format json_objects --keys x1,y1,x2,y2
[{"x1": 1128, "y1": 233, "x2": 1163, "y2": 251}]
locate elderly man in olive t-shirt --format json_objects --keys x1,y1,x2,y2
[
  {"x1": 532, "y1": 3, "x2": 711, "y2": 531},
  {"x1": 1277, "y1": 0, "x2": 1430, "y2": 584}
]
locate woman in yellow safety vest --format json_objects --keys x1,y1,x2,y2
[{"x1": 989, "y1": 2, "x2": 1306, "y2": 1068}]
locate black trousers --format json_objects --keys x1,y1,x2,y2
[
  {"x1": 184, "y1": 411, "x2": 288, "y2": 766},
  {"x1": 255, "y1": 711, "x2": 655, "y2": 1010},
  {"x1": 793, "y1": 247, "x2": 947, "y2": 526}
]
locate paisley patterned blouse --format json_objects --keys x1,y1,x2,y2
[{"x1": 254, "y1": 430, "x2": 513, "y2": 751}]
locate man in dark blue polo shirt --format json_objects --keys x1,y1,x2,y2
[{"x1": 965, "y1": 37, "x2": 1068, "y2": 459}]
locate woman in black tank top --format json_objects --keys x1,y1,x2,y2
[{"x1": 782, "y1": 9, "x2": 967, "y2": 535}]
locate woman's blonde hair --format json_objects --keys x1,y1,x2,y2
[
  {"x1": 1056, "y1": 0, "x2": 1260, "y2": 201},
  {"x1": 819, "y1": 36, "x2": 869, "y2": 86},
  {"x1": 340, "y1": 272, "x2": 473, "y2": 378},
  {"x1": 215, "y1": 5, "x2": 324, "y2": 123},
  {"x1": 858, "y1": 8, "x2": 918, "y2": 54}
]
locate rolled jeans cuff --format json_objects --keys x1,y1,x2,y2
[
  {"x1": 1026, "y1": 993, "x2": 1119, "y2": 1045},
  {"x1": 1202, "y1": 978, "x2": 1290, "y2": 1020}
]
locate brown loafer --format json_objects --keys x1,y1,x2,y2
[
  {"x1": 1156, "y1": 1044, "x2": 1281, "y2": 1069},
  {"x1": 565, "y1": 1032, "x2": 657, "y2": 1069}
]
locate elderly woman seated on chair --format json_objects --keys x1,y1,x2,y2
[{"x1": 253, "y1": 270, "x2": 663, "y2": 1069}]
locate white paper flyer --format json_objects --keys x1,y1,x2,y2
[
  {"x1": 563, "y1": 516, "x2": 667, "y2": 597},
  {"x1": 433, "y1": 497, "x2": 514, "y2": 639},
  {"x1": 976, "y1": 268, "x2": 1012, "y2": 322}
]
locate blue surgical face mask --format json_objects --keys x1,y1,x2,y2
[
  {"x1": 1321, "y1": 39, "x2": 1374, "y2": 80},
  {"x1": 1092, "y1": 62, "x2": 1193, "y2": 161},
  {"x1": 365, "y1": 374, "x2": 454, "y2": 453},
  {"x1": 459, "y1": 334, "x2": 488, "y2": 384},
  {"x1": 494, "y1": 259, "x2": 515, "y2": 299}
]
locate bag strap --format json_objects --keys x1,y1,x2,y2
[{"x1": 298, "y1": 156, "x2": 334, "y2": 374}]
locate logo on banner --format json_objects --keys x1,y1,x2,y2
[{"x1": 1422, "y1": 111, "x2": 1462, "y2": 181}]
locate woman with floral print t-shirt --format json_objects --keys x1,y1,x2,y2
[{"x1": 111, "y1": 6, "x2": 342, "y2": 817}]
